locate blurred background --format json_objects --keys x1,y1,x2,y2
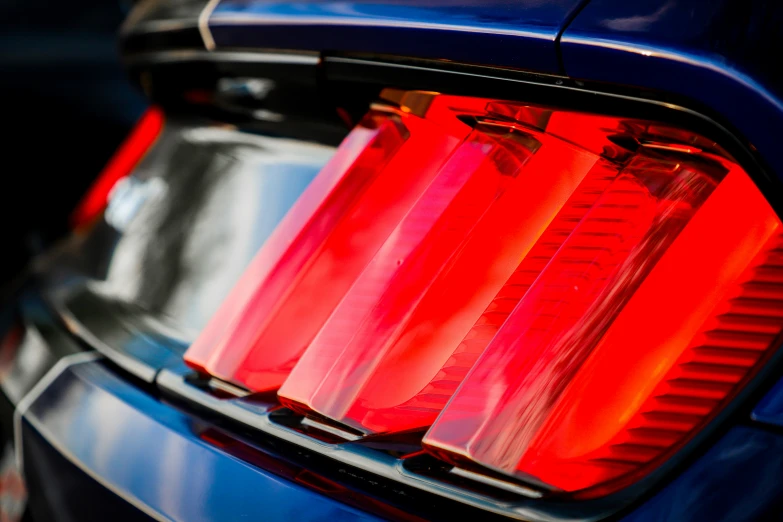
[{"x1": 0, "y1": 0, "x2": 146, "y2": 284}]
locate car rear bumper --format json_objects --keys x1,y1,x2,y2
[
  {"x1": 17, "y1": 354, "x2": 383, "y2": 522},
  {"x1": 14, "y1": 351, "x2": 783, "y2": 522}
]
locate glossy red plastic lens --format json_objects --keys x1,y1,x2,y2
[
  {"x1": 278, "y1": 127, "x2": 613, "y2": 434},
  {"x1": 71, "y1": 107, "x2": 164, "y2": 228},
  {"x1": 184, "y1": 90, "x2": 783, "y2": 495},
  {"x1": 185, "y1": 94, "x2": 481, "y2": 391},
  {"x1": 424, "y1": 153, "x2": 737, "y2": 487}
]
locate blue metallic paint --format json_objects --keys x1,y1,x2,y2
[
  {"x1": 560, "y1": 0, "x2": 783, "y2": 182},
  {"x1": 23, "y1": 425, "x2": 157, "y2": 521},
  {"x1": 205, "y1": 0, "x2": 783, "y2": 186},
  {"x1": 753, "y1": 378, "x2": 783, "y2": 428},
  {"x1": 20, "y1": 360, "x2": 382, "y2": 522},
  {"x1": 207, "y1": 0, "x2": 587, "y2": 73},
  {"x1": 622, "y1": 426, "x2": 783, "y2": 521}
]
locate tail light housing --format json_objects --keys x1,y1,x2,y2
[{"x1": 184, "y1": 90, "x2": 783, "y2": 496}]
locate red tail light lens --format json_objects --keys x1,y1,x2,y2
[
  {"x1": 184, "y1": 90, "x2": 783, "y2": 495},
  {"x1": 185, "y1": 95, "x2": 483, "y2": 391},
  {"x1": 278, "y1": 126, "x2": 615, "y2": 435},
  {"x1": 71, "y1": 107, "x2": 164, "y2": 228},
  {"x1": 422, "y1": 162, "x2": 781, "y2": 493}
]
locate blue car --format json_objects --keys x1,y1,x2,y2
[{"x1": 3, "y1": 1, "x2": 783, "y2": 521}]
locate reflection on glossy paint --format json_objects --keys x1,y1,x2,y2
[
  {"x1": 210, "y1": 0, "x2": 580, "y2": 36},
  {"x1": 602, "y1": 1, "x2": 674, "y2": 32},
  {"x1": 22, "y1": 361, "x2": 383, "y2": 521},
  {"x1": 205, "y1": 0, "x2": 584, "y2": 73},
  {"x1": 105, "y1": 176, "x2": 167, "y2": 232},
  {"x1": 78, "y1": 124, "x2": 333, "y2": 339}
]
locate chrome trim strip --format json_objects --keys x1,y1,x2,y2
[
  {"x1": 198, "y1": 0, "x2": 222, "y2": 51},
  {"x1": 450, "y1": 467, "x2": 543, "y2": 499},
  {"x1": 207, "y1": 377, "x2": 250, "y2": 398},
  {"x1": 123, "y1": 49, "x2": 320, "y2": 66},
  {"x1": 300, "y1": 417, "x2": 362, "y2": 442},
  {"x1": 14, "y1": 352, "x2": 103, "y2": 474}
]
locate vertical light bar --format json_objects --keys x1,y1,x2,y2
[
  {"x1": 278, "y1": 125, "x2": 615, "y2": 435},
  {"x1": 185, "y1": 100, "x2": 475, "y2": 391}
]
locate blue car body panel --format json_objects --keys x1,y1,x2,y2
[
  {"x1": 20, "y1": 358, "x2": 382, "y2": 522},
  {"x1": 752, "y1": 378, "x2": 783, "y2": 428},
  {"x1": 9, "y1": 1, "x2": 783, "y2": 521},
  {"x1": 207, "y1": 0, "x2": 783, "y2": 184},
  {"x1": 560, "y1": 0, "x2": 783, "y2": 182},
  {"x1": 207, "y1": 0, "x2": 587, "y2": 73},
  {"x1": 622, "y1": 426, "x2": 783, "y2": 522}
]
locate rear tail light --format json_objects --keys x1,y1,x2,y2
[
  {"x1": 185, "y1": 95, "x2": 482, "y2": 391},
  {"x1": 423, "y1": 161, "x2": 781, "y2": 493},
  {"x1": 70, "y1": 107, "x2": 164, "y2": 229},
  {"x1": 184, "y1": 90, "x2": 783, "y2": 495}
]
